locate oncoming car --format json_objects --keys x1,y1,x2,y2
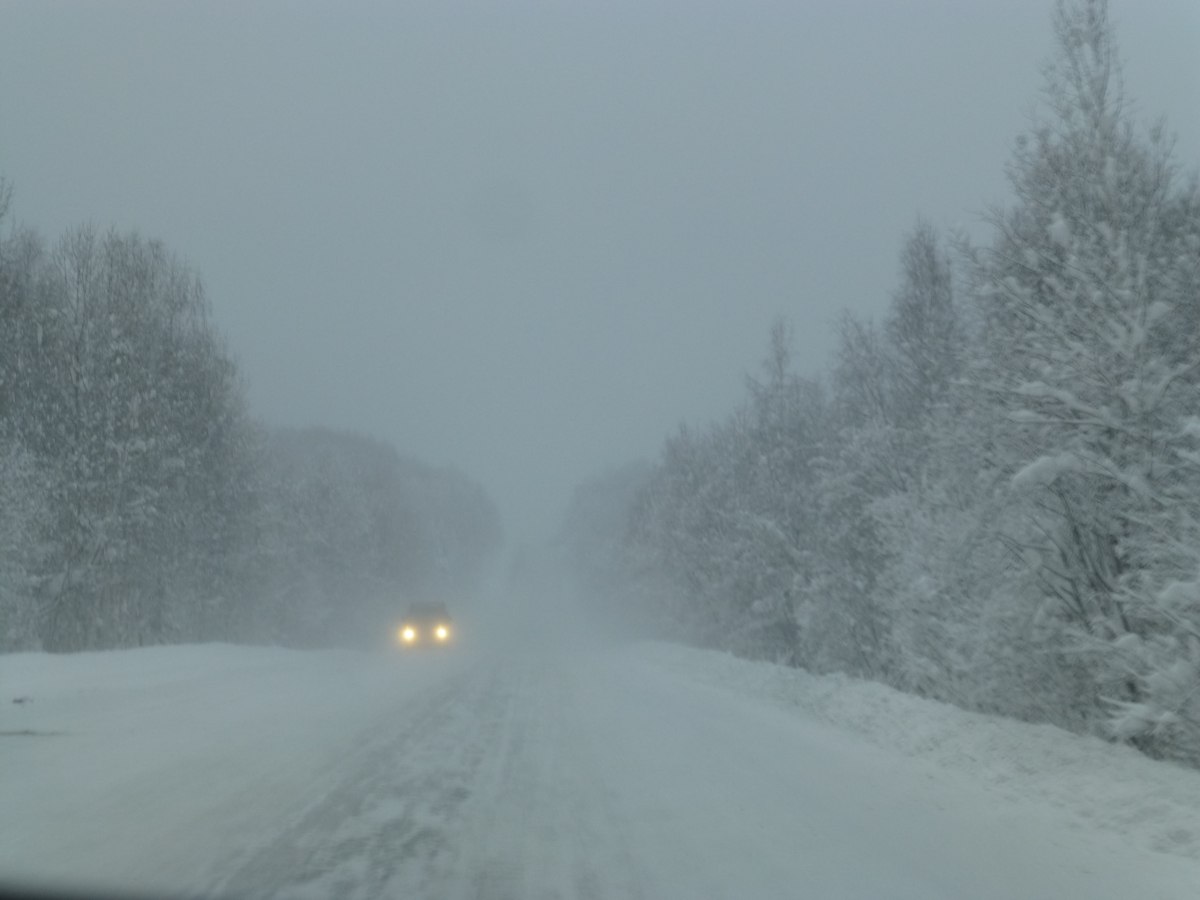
[{"x1": 396, "y1": 602, "x2": 454, "y2": 648}]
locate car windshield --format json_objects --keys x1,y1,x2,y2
[{"x1": 2, "y1": 2, "x2": 1200, "y2": 898}]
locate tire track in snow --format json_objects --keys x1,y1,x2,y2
[
  {"x1": 213, "y1": 655, "x2": 650, "y2": 900},
  {"x1": 212, "y1": 663, "x2": 508, "y2": 899},
  {"x1": 443, "y1": 656, "x2": 650, "y2": 900}
]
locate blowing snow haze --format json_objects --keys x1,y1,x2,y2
[
  {"x1": 7, "y1": 3, "x2": 1200, "y2": 897},
  {"x1": 0, "y1": 0, "x2": 1197, "y2": 544}
]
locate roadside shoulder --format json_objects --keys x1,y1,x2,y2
[{"x1": 623, "y1": 640, "x2": 1200, "y2": 863}]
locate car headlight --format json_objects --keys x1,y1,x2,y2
[
  {"x1": 434, "y1": 624, "x2": 449, "y2": 641},
  {"x1": 400, "y1": 626, "x2": 416, "y2": 643}
]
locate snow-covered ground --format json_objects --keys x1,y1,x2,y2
[
  {"x1": 0, "y1": 643, "x2": 465, "y2": 896},
  {"x1": 2, "y1": 637, "x2": 1198, "y2": 898},
  {"x1": 633, "y1": 641, "x2": 1200, "y2": 863}
]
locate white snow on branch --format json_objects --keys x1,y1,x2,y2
[
  {"x1": 1048, "y1": 213, "x2": 1072, "y2": 248},
  {"x1": 1012, "y1": 452, "x2": 1080, "y2": 489},
  {"x1": 1180, "y1": 418, "x2": 1200, "y2": 441},
  {"x1": 1158, "y1": 578, "x2": 1200, "y2": 613}
]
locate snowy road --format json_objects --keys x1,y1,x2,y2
[{"x1": 3, "y1": 639, "x2": 1199, "y2": 899}]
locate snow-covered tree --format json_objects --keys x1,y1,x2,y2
[
  {"x1": 0, "y1": 191, "x2": 51, "y2": 649},
  {"x1": 851, "y1": 222, "x2": 980, "y2": 695},
  {"x1": 0, "y1": 225, "x2": 254, "y2": 649},
  {"x1": 605, "y1": 322, "x2": 831, "y2": 664},
  {"x1": 886, "y1": 220, "x2": 963, "y2": 423},
  {"x1": 0, "y1": 438, "x2": 47, "y2": 650},
  {"x1": 973, "y1": 0, "x2": 1200, "y2": 759}
]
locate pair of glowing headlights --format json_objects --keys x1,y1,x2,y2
[{"x1": 398, "y1": 623, "x2": 450, "y2": 644}]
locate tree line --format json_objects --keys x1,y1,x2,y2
[
  {"x1": 0, "y1": 193, "x2": 501, "y2": 652},
  {"x1": 558, "y1": 0, "x2": 1200, "y2": 765}
]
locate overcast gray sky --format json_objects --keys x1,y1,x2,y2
[{"x1": 1, "y1": 0, "x2": 1197, "y2": 545}]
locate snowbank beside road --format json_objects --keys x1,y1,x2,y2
[{"x1": 626, "y1": 640, "x2": 1200, "y2": 863}]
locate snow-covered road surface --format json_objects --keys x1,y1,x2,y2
[{"x1": 3, "y1": 639, "x2": 1199, "y2": 899}]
